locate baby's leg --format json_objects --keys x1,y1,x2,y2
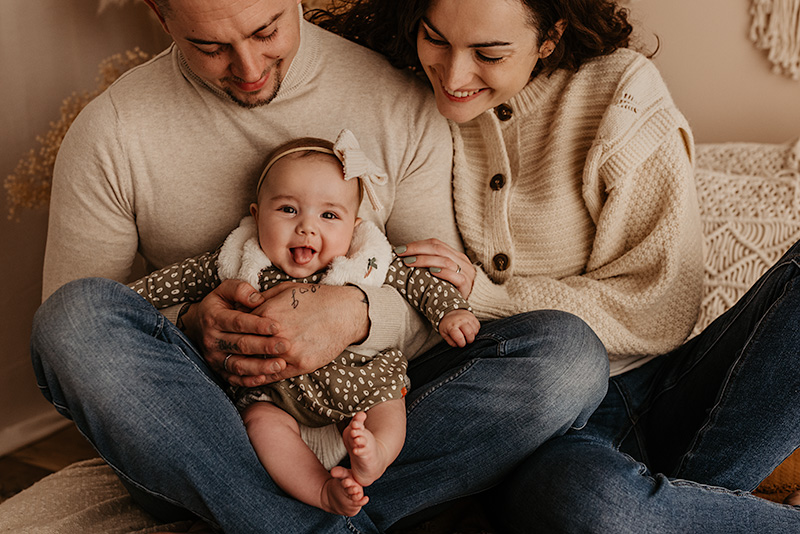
[
  {"x1": 242, "y1": 402, "x2": 368, "y2": 516},
  {"x1": 342, "y1": 399, "x2": 407, "y2": 487}
]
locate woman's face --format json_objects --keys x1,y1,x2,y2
[{"x1": 416, "y1": 0, "x2": 547, "y2": 123}]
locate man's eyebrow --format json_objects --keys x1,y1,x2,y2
[
  {"x1": 421, "y1": 16, "x2": 512, "y2": 48},
  {"x1": 186, "y1": 13, "x2": 282, "y2": 46}
]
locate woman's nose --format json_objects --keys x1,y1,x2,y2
[{"x1": 443, "y1": 51, "x2": 473, "y2": 89}]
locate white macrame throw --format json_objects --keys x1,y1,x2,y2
[
  {"x1": 692, "y1": 138, "x2": 800, "y2": 336},
  {"x1": 750, "y1": 0, "x2": 800, "y2": 80}
]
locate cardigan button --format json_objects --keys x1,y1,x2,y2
[
  {"x1": 494, "y1": 104, "x2": 513, "y2": 121},
  {"x1": 493, "y1": 253, "x2": 510, "y2": 271},
  {"x1": 490, "y1": 173, "x2": 506, "y2": 190}
]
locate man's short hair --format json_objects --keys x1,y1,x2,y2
[{"x1": 153, "y1": 0, "x2": 171, "y2": 17}]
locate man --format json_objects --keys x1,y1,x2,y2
[{"x1": 30, "y1": 1, "x2": 607, "y2": 532}]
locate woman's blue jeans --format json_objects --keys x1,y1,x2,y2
[
  {"x1": 31, "y1": 279, "x2": 608, "y2": 533},
  {"x1": 496, "y1": 240, "x2": 800, "y2": 533}
]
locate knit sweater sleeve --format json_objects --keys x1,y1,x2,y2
[
  {"x1": 42, "y1": 92, "x2": 138, "y2": 301},
  {"x1": 469, "y1": 129, "x2": 704, "y2": 359}
]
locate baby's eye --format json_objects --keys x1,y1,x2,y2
[
  {"x1": 279, "y1": 206, "x2": 297, "y2": 214},
  {"x1": 321, "y1": 211, "x2": 339, "y2": 220}
]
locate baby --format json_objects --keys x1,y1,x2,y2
[{"x1": 129, "y1": 129, "x2": 480, "y2": 516}]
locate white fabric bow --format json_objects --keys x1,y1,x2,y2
[{"x1": 333, "y1": 129, "x2": 388, "y2": 212}]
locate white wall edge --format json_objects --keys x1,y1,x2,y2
[{"x1": 0, "y1": 411, "x2": 72, "y2": 457}]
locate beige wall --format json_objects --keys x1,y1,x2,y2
[
  {"x1": 627, "y1": 0, "x2": 800, "y2": 143},
  {"x1": 1, "y1": 0, "x2": 798, "y2": 455},
  {"x1": 0, "y1": 0, "x2": 169, "y2": 456}
]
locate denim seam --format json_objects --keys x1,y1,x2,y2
[
  {"x1": 405, "y1": 359, "x2": 479, "y2": 415},
  {"x1": 609, "y1": 379, "x2": 649, "y2": 463},
  {"x1": 343, "y1": 518, "x2": 361, "y2": 533},
  {"x1": 675, "y1": 275, "x2": 793, "y2": 478},
  {"x1": 634, "y1": 257, "x2": 793, "y2": 423}
]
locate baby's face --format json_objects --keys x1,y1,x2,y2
[{"x1": 251, "y1": 153, "x2": 360, "y2": 278}]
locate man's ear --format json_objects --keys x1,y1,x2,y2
[{"x1": 143, "y1": 0, "x2": 170, "y2": 33}]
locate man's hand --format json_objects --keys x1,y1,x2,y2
[
  {"x1": 180, "y1": 280, "x2": 369, "y2": 387},
  {"x1": 180, "y1": 279, "x2": 288, "y2": 387},
  {"x1": 248, "y1": 282, "x2": 369, "y2": 381}
]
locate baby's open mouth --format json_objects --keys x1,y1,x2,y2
[{"x1": 290, "y1": 246, "x2": 316, "y2": 265}]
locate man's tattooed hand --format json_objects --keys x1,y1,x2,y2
[
  {"x1": 217, "y1": 339, "x2": 240, "y2": 352},
  {"x1": 290, "y1": 284, "x2": 320, "y2": 309}
]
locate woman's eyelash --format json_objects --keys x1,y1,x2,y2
[
  {"x1": 424, "y1": 34, "x2": 447, "y2": 46},
  {"x1": 423, "y1": 27, "x2": 503, "y2": 64},
  {"x1": 477, "y1": 52, "x2": 503, "y2": 64}
]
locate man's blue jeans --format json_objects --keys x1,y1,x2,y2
[
  {"x1": 31, "y1": 278, "x2": 608, "y2": 533},
  {"x1": 496, "y1": 240, "x2": 800, "y2": 533}
]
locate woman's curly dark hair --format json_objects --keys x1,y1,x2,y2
[{"x1": 308, "y1": 0, "x2": 634, "y2": 77}]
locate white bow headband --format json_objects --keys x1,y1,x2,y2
[{"x1": 256, "y1": 129, "x2": 388, "y2": 211}]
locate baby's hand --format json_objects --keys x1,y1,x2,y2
[{"x1": 438, "y1": 309, "x2": 480, "y2": 348}]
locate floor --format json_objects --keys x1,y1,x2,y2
[{"x1": 0, "y1": 423, "x2": 99, "y2": 505}]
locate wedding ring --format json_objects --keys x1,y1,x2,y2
[
  {"x1": 223, "y1": 354, "x2": 233, "y2": 373},
  {"x1": 456, "y1": 265, "x2": 462, "y2": 274}
]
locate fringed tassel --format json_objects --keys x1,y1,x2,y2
[{"x1": 750, "y1": 0, "x2": 800, "y2": 80}]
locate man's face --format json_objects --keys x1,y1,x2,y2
[{"x1": 159, "y1": 0, "x2": 303, "y2": 108}]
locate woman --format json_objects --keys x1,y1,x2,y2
[{"x1": 313, "y1": 0, "x2": 800, "y2": 531}]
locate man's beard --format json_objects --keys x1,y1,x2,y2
[
  {"x1": 225, "y1": 77, "x2": 282, "y2": 109},
  {"x1": 224, "y1": 60, "x2": 283, "y2": 109}
]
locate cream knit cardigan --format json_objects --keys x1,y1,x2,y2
[{"x1": 453, "y1": 49, "x2": 704, "y2": 374}]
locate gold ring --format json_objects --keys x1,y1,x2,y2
[{"x1": 456, "y1": 265, "x2": 462, "y2": 274}]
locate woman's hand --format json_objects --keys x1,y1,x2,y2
[{"x1": 394, "y1": 238, "x2": 476, "y2": 298}]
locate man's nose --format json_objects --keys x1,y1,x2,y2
[{"x1": 230, "y1": 41, "x2": 265, "y2": 81}]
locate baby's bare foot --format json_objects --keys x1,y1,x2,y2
[
  {"x1": 322, "y1": 467, "x2": 368, "y2": 516},
  {"x1": 343, "y1": 412, "x2": 391, "y2": 486}
]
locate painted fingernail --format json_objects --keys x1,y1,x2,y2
[
  {"x1": 403, "y1": 256, "x2": 417, "y2": 265},
  {"x1": 394, "y1": 245, "x2": 407, "y2": 254},
  {"x1": 430, "y1": 267, "x2": 442, "y2": 273}
]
